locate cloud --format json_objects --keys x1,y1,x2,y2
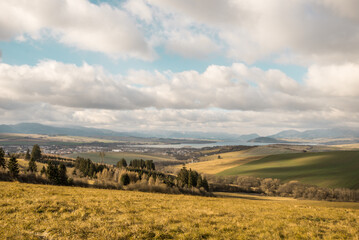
[
  {"x1": 0, "y1": 0, "x2": 154, "y2": 60},
  {"x1": 0, "y1": 60, "x2": 155, "y2": 110},
  {"x1": 138, "y1": 0, "x2": 359, "y2": 64},
  {"x1": 306, "y1": 63, "x2": 359, "y2": 97},
  {"x1": 2, "y1": 59, "x2": 359, "y2": 133},
  {"x1": 165, "y1": 31, "x2": 220, "y2": 59},
  {"x1": 2, "y1": 60, "x2": 359, "y2": 113}
]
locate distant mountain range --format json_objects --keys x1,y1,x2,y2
[
  {"x1": 1, "y1": 123, "x2": 359, "y2": 144},
  {"x1": 0, "y1": 123, "x2": 258, "y2": 141},
  {"x1": 269, "y1": 128, "x2": 359, "y2": 139},
  {"x1": 0, "y1": 123, "x2": 128, "y2": 137}
]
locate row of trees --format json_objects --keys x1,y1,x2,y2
[
  {"x1": 74, "y1": 157, "x2": 107, "y2": 178},
  {"x1": 42, "y1": 162, "x2": 69, "y2": 185},
  {"x1": 208, "y1": 175, "x2": 359, "y2": 202},
  {"x1": 177, "y1": 167, "x2": 209, "y2": 191},
  {"x1": 127, "y1": 159, "x2": 155, "y2": 171}
]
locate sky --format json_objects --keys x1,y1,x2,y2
[{"x1": 1, "y1": 0, "x2": 359, "y2": 135}]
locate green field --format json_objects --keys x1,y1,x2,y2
[
  {"x1": 0, "y1": 181, "x2": 358, "y2": 239},
  {"x1": 218, "y1": 151, "x2": 359, "y2": 189},
  {"x1": 65, "y1": 152, "x2": 177, "y2": 165}
]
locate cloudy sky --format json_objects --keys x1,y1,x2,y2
[{"x1": 1, "y1": 0, "x2": 359, "y2": 135}]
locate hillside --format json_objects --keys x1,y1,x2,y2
[
  {"x1": 218, "y1": 151, "x2": 359, "y2": 189},
  {"x1": 0, "y1": 182, "x2": 358, "y2": 239},
  {"x1": 181, "y1": 144, "x2": 335, "y2": 174}
]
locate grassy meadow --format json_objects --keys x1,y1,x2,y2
[
  {"x1": 218, "y1": 151, "x2": 359, "y2": 189},
  {"x1": 65, "y1": 152, "x2": 177, "y2": 165},
  {"x1": 1, "y1": 181, "x2": 359, "y2": 239},
  {"x1": 182, "y1": 145, "x2": 323, "y2": 175}
]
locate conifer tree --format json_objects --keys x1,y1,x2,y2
[
  {"x1": 202, "y1": 177, "x2": 209, "y2": 191},
  {"x1": 7, "y1": 155, "x2": 19, "y2": 178},
  {"x1": 28, "y1": 158, "x2": 37, "y2": 173},
  {"x1": 196, "y1": 175, "x2": 203, "y2": 188},
  {"x1": 30, "y1": 144, "x2": 42, "y2": 161},
  {"x1": 120, "y1": 173, "x2": 130, "y2": 186},
  {"x1": 46, "y1": 162, "x2": 59, "y2": 184},
  {"x1": 25, "y1": 149, "x2": 31, "y2": 160},
  {"x1": 117, "y1": 158, "x2": 127, "y2": 168},
  {"x1": 58, "y1": 163, "x2": 68, "y2": 185},
  {"x1": 0, "y1": 147, "x2": 5, "y2": 169},
  {"x1": 40, "y1": 166, "x2": 46, "y2": 175}
]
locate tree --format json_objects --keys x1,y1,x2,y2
[
  {"x1": 202, "y1": 177, "x2": 209, "y2": 191},
  {"x1": 120, "y1": 173, "x2": 130, "y2": 186},
  {"x1": 117, "y1": 158, "x2": 127, "y2": 168},
  {"x1": 40, "y1": 166, "x2": 46, "y2": 175},
  {"x1": 58, "y1": 163, "x2": 68, "y2": 185},
  {"x1": 25, "y1": 149, "x2": 31, "y2": 160},
  {"x1": 0, "y1": 147, "x2": 5, "y2": 169},
  {"x1": 28, "y1": 158, "x2": 37, "y2": 173},
  {"x1": 196, "y1": 175, "x2": 203, "y2": 188},
  {"x1": 46, "y1": 162, "x2": 59, "y2": 184},
  {"x1": 7, "y1": 155, "x2": 20, "y2": 178},
  {"x1": 30, "y1": 144, "x2": 42, "y2": 161},
  {"x1": 177, "y1": 167, "x2": 189, "y2": 188}
]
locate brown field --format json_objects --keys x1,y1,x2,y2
[{"x1": 0, "y1": 182, "x2": 359, "y2": 239}]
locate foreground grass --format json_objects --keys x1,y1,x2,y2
[
  {"x1": 1, "y1": 182, "x2": 359, "y2": 239},
  {"x1": 218, "y1": 151, "x2": 359, "y2": 189}
]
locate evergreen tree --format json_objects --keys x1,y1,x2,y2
[
  {"x1": 188, "y1": 169, "x2": 194, "y2": 188},
  {"x1": 25, "y1": 149, "x2": 31, "y2": 160},
  {"x1": 30, "y1": 144, "x2": 42, "y2": 161},
  {"x1": 202, "y1": 177, "x2": 209, "y2": 191},
  {"x1": 40, "y1": 166, "x2": 46, "y2": 175},
  {"x1": 46, "y1": 162, "x2": 59, "y2": 184},
  {"x1": 0, "y1": 147, "x2": 5, "y2": 169},
  {"x1": 58, "y1": 163, "x2": 68, "y2": 185},
  {"x1": 177, "y1": 167, "x2": 189, "y2": 188},
  {"x1": 117, "y1": 158, "x2": 127, "y2": 168},
  {"x1": 7, "y1": 155, "x2": 19, "y2": 178},
  {"x1": 120, "y1": 173, "x2": 130, "y2": 186},
  {"x1": 28, "y1": 158, "x2": 37, "y2": 173},
  {"x1": 196, "y1": 175, "x2": 203, "y2": 188}
]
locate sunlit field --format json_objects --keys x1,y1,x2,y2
[
  {"x1": 219, "y1": 151, "x2": 359, "y2": 189},
  {"x1": 1, "y1": 182, "x2": 358, "y2": 239}
]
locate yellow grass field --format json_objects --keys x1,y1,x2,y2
[
  {"x1": 183, "y1": 154, "x2": 263, "y2": 174},
  {"x1": 1, "y1": 181, "x2": 358, "y2": 239},
  {"x1": 180, "y1": 145, "x2": 341, "y2": 175},
  {"x1": 181, "y1": 145, "x2": 300, "y2": 174}
]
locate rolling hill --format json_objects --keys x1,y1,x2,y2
[
  {"x1": 218, "y1": 151, "x2": 359, "y2": 189},
  {"x1": 182, "y1": 145, "x2": 334, "y2": 175}
]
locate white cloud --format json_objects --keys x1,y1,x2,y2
[
  {"x1": 306, "y1": 63, "x2": 359, "y2": 97},
  {"x1": 165, "y1": 31, "x2": 220, "y2": 59},
  {"x1": 2, "y1": 60, "x2": 359, "y2": 133},
  {"x1": 3, "y1": 60, "x2": 359, "y2": 113},
  {"x1": 0, "y1": 0, "x2": 154, "y2": 60},
  {"x1": 139, "y1": 0, "x2": 359, "y2": 64}
]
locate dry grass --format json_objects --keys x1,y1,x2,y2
[
  {"x1": 184, "y1": 155, "x2": 263, "y2": 174},
  {"x1": 179, "y1": 146, "x2": 299, "y2": 175},
  {"x1": 1, "y1": 181, "x2": 358, "y2": 239}
]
